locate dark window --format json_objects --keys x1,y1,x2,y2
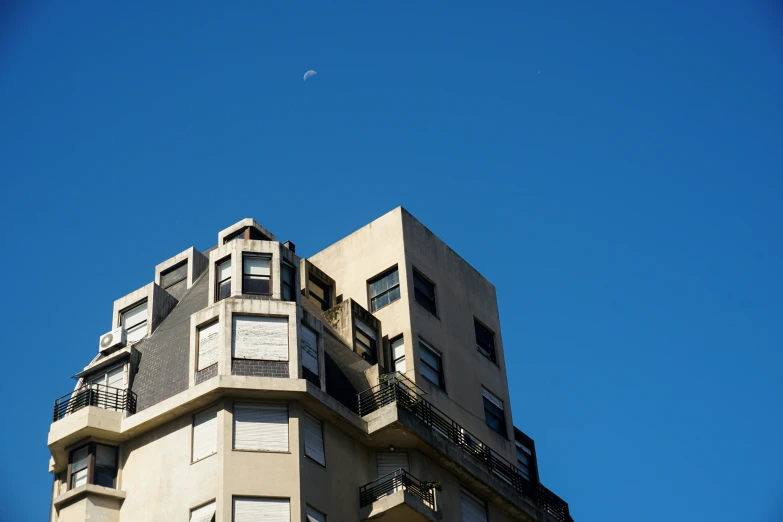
[
  {"x1": 419, "y1": 338, "x2": 445, "y2": 390},
  {"x1": 216, "y1": 258, "x2": 231, "y2": 301},
  {"x1": 242, "y1": 253, "x2": 271, "y2": 295},
  {"x1": 224, "y1": 227, "x2": 247, "y2": 244},
  {"x1": 224, "y1": 226, "x2": 268, "y2": 244},
  {"x1": 516, "y1": 443, "x2": 532, "y2": 481},
  {"x1": 160, "y1": 261, "x2": 188, "y2": 298},
  {"x1": 69, "y1": 443, "x2": 118, "y2": 490},
  {"x1": 413, "y1": 270, "x2": 436, "y2": 316},
  {"x1": 308, "y1": 276, "x2": 331, "y2": 311},
  {"x1": 281, "y1": 263, "x2": 296, "y2": 301},
  {"x1": 354, "y1": 319, "x2": 378, "y2": 364},
  {"x1": 482, "y1": 388, "x2": 506, "y2": 436},
  {"x1": 474, "y1": 319, "x2": 496, "y2": 362},
  {"x1": 369, "y1": 268, "x2": 400, "y2": 311}
]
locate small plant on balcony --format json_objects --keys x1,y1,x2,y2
[{"x1": 420, "y1": 481, "x2": 443, "y2": 492}]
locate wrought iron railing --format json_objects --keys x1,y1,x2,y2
[
  {"x1": 52, "y1": 384, "x2": 138, "y2": 422},
  {"x1": 359, "y1": 468, "x2": 436, "y2": 510},
  {"x1": 357, "y1": 374, "x2": 571, "y2": 522}
]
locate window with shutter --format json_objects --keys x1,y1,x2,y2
[
  {"x1": 232, "y1": 315, "x2": 288, "y2": 361},
  {"x1": 198, "y1": 321, "x2": 219, "y2": 371},
  {"x1": 391, "y1": 336, "x2": 406, "y2": 374},
  {"x1": 354, "y1": 319, "x2": 377, "y2": 363},
  {"x1": 306, "y1": 505, "x2": 326, "y2": 522},
  {"x1": 190, "y1": 501, "x2": 216, "y2": 522},
  {"x1": 460, "y1": 488, "x2": 488, "y2": 522},
  {"x1": 303, "y1": 412, "x2": 325, "y2": 466},
  {"x1": 233, "y1": 403, "x2": 288, "y2": 452},
  {"x1": 121, "y1": 300, "x2": 148, "y2": 342},
  {"x1": 301, "y1": 326, "x2": 319, "y2": 376},
  {"x1": 192, "y1": 408, "x2": 218, "y2": 462},
  {"x1": 233, "y1": 497, "x2": 290, "y2": 522}
]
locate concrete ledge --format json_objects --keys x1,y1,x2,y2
[
  {"x1": 359, "y1": 490, "x2": 440, "y2": 522},
  {"x1": 53, "y1": 484, "x2": 126, "y2": 509},
  {"x1": 48, "y1": 407, "x2": 124, "y2": 465}
]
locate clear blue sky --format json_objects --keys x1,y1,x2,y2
[{"x1": 0, "y1": 1, "x2": 781, "y2": 521}]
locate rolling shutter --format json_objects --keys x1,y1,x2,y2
[
  {"x1": 233, "y1": 403, "x2": 288, "y2": 452},
  {"x1": 192, "y1": 408, "x2": 217, "y2": 461},
  {"x1": 306, "y1": 505, "x2": 326, "y2": 522},
  {"x1": 303, "y1": 413, "x2": 325, "y2": 466},
  {"x1": 460, "y1": 488, "x2": 488, "y2": 522},
  {"x1": 233, "y1": 497, "x2": 290, "y2": 522},
  {"x1": 355, "y1": 319, "x2": 377, "y2": 341},
  {"x1": 301, "y1": 326, "x2": 319, "y2": 375},
  {"x1": 232, "y1": 316, "x2": 289, "y2": 361},
  {"x1": 376, "y1": 452, "x2": 409, "y2": 478},
  {"x1": 198, "y1": 321, "x2": 219, "y2": 371},
  {"x1": 190, "y1": 501, "x2": 216, "y2": 522}
]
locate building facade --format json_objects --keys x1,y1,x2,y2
[{"x1": 47, "y1": 207, "x2": 573, "y2": 522}]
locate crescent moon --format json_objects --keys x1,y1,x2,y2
[{"x1": 303, "y1": 70, "x2": 317, "y2": 81}]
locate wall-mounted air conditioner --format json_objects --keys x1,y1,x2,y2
[{"x1": 98, "y1": 327, "x2": 126, "y2": 354}]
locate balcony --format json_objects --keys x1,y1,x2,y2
[
  {"x1": 357, "y1": 374, "x2": 572, "y2": 522},
  {"x1": 359, "y1": 468, "x2": 440, "y2": 521},
  {"x1": 53, "y1": 384, "x2": 137, "y2": 422}
]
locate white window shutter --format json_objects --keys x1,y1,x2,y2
[
  {"x1": 106, "y1": 366, "x2": 125, "y2": 388},
  {"x1": 306, "y1": 505, "x2": 326, "y2": 522},
  {"x1": 301, "y1": 327, "x2": 319, "y2": 375},
  {"x1": 190, "y1": 501, "x2": 216, "y2": 522},
  {"x1": 232, "y1": 316, "x2": 289, "y2": 361},
  {"x1": 303, "y1": 413, "x2": 325, "y2": 466},
  {"x1": 233, "y1": 403, "x2": 288, "y2": 452},
  {"x1": 198, "y1": 321, "x2": 220, "y2": 371},
  {"x1": 460, "y1": 488, "x2": 488, "y2": 522},
  {"x1": 193, "y1": 408, "x2": 218, "y2": 461},
  {"x1": 233, "y1": 497, "x2": 290, "y2": 522}
]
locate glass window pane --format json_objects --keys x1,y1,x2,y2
[
  {"x1": 244, "y1": 256, "x2": 270, "y2": 276},
  {"x1": 419, "y1": 344, "x2": 440, "y2": 370},
  {"x1": 96, "y1": 445, "x2": 117, "y2": 468},
  {"x1": 72, "y1": 447, "x2": 89, "y2": 472},
  {"x1": 243, "y1": 276, "x2": 270, "y2": 294},
  {"x1": 126, "y1": 321, "x2": 147, "y2": 342},
  {"x1": 370, "y1": 269, "x2": 399, "y2": 297},
  {"x1": 122, "y1": 301, "x2": 147, "y2": 329},
  {"x1": 391, "y1": 338, "x2": 405, "y2": 359},
  {"x1": 219, "y1": 280, "x2": 231, "y2": 299},
  {"x1": 282, "y1": 264, "x2": 294, "y2": 284},
  {"x1": 94, "y1": 467, "x2": 117, "y2": 488},
  {"x1": 218, "y1": 259, "x2": 232, "y2": 281},
  {"x1": 72, "y1": 468, "x2": 88, "y2": 488},
  {"x1": 421, "y1": 364, "x2": 440, "y2": 386},
  {"x1": 414, "y1": 272, "x2": 434, "y2": 300},
  {"x1": 161, "y1": 262, "x2": 188, "y2": 287}
]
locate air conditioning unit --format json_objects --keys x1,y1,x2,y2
[{"x1": 98, "y1": 327, "x2": 126, "y2": 354}]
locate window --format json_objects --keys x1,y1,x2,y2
[
  {"x1": 460, "y1": 488, "x2": 488, "y2": 522},
  {"x1": 224, "y1": 227, "x2": 247, "y2": 244},
  {"x1": 197, "y1": 321, "x2": 219, "y2": 371},
  {"x1": 482, "y1": 388, "x2": 506, "y2": 436},
  {"x1": 307, "y1": 275, "x2": 331, "y2": 311},
  {"x1": 281, "y1": 263, "x2": 296, "y2": 301},
  {"x1": 234, "y1": 497, "x2": 290, "y2": 522},
  {"x1": 190, "y1": 501, "x2": 216, "y2": 522},
  {"x1": 192, "y1": 408, "x2": 218, "y2": 462},
  {"x1": 474, "y1": 319, "x2": 496, "y2": 362},
  {"x1": 369, "y1": 268, "x2": 400, "y2": 311},
  {"x1": 216, "y1": 257, "x2": 231, "y2": 301},
  {"x1": 306, "y1": 505, "x2": 326, "y2": 522},
  {"x1": 413, "y1": 270, "x2": 436, "y2": 316},
  {"x1": 233, "y1": 403, "x2": 288, "y2": 452},
  {"x1": 232, "y1": 315, "x2": 288, "y2": 361},
  {"x1": 516, "y1": 442, "x2": 532, "y2": 481},
  {"x1": 68, "y1": 443, "x2": 118, "y2": 489},
  {"x1": 354, "y1": 319, "x2": 377, "y2": 364},
  {"x1": 419, "y1": 338, "x2": 444, "y2": 389},
  {"x1": 303, "y1": 412, "x2": 325, "y2": 466},
  {"x1": 243, "y1": 253, "x2": 271, "y2": 295},
  {"x1": 161, "y1": 261, "x2": 188, "y2": 298},
  {"x1": 391, "y1": 336, "x2": 406, "y2": 374},
  {"x1": 120, "y1": 300, "x2": 148, "y2": 342},
  {"x1": 87, "y1": 365, "x2": 124, "y2": 389},
  {"x1": 224, "y1": 227, "x2": 267, "y2": 244},
  {"x1": 301, "y1": 326, "x2": 319, "y2": 378}
]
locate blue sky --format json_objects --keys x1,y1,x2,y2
[{"x1": 0, "y1": 1, "x2": 781, "y2": 521}]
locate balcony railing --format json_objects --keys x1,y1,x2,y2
[
  {"x1": 359, "y1": 468, "x2": 436, "y2": 510},
  {"x1": 52, "y1": 384, "x2": 138, "y2": 422},
  {"x1": 357, "y1": 374, "x2": 571, "y2": 522}
]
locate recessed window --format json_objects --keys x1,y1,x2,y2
[
  {"x1": 354, "y1": 319, "x2": 378, "y2": 364},
  {"x1": 192, "y1": 408, "x2": 218, "y2": 462},
  {"x1": 224, "y1": 226, "x2": 268, "y2": 244},
  {"x1": 120, "y1": 300, "x2": 148, "y2": 342},
  {"x1": 68, "y1": 443, "x2": 118, "y2": 490},
  {"x1": 161, "y1": 261, "x2": 188, "y2": 298},
  {"x1": 413, "y1": 270, "x2": 436, "y2": 316},
  {"x1": 281, "y1": 263, "x2": 296, "y2": 301},
  {"x1": 216, "y1": 257, "x2": 232, "y2": 301},
  {"x1": 460, "y1": 488, "x2": 488, "y2": 522},
  {"x1": 301, "y1": 326, "x2": 319, "y2": 383},
  {"x1": 233, "y1": 497, "x2": 290, "y2": 522},
  {"x1": 391, "y1": 336, "x2": 406, "y2": 374},
  {"x1": 306, "y1": 505, "x2": 326, "y2": 522},
  {"x1": 303, "y1": 412, "x2": 325, "y2": 466},
  {"x1": 419, "y1": 338, "x2": 444, "y2": 390},
  {"x1": 307, "y1": 275, "x2": 332, "y2": 311},
  {"x1": 516, "y1": 441, "x2": 532, "y2": 481},
  {"x1": 232, "y1": 316, "x2": 288, "y2": 361},
  {"x1": 474, "y1": 319, "x2": 496, "y2": 363},
  {"x1": 233, "y1": 403, "x2": 288, "y2": 452},
  {"x1": 369, "y1": 268, "x2": 400, "y2": 312},
  {"x1": 242, "y1": 253, "x2": 271, "y2": 295},
  {"x1": 197, "y1": 321, "x2": 219, "y2": 371},
  {"x1": 482, "y1": 388, "x2": 506, "y2": 436},
  {"x1": 190, "y1": 501, "x2": 216, "y2": 522}
]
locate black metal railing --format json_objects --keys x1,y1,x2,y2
[
  {"x1": 52, "y1": 384, "x2": 138, "y2": 422},
  {"x1": 357, "y1": 374, "x2": 571, "y2": 521},
  {"x1": 359, "y1": 468, "x2": 436, "y2": 510}
]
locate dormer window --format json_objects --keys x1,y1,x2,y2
[
  {"x1": 216, "y1": 257, "x2": 232, "y2": 301},
  {"x1": 308, "y1": 275, "x2": 332, "y2": 311},
  {"x1": 120, "y1": 300, "x2": 147, "y2": 343},
  {"x1": 160, "y1": 261, "x2": 188, "y2": 299},
  {"x1": 242, "y1": 253, "x2": 271, "y2": 295},
  {"x1": 223, "y1": 226, "x2": 268, "y2": 244}
]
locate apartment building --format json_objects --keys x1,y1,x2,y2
[{"x1": 47, "y1": 207, "x2": 573, "y2": 522}]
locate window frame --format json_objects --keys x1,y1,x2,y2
[
  {"x1": 67, "y1": 442, "x2": 119, "y2": 490},
  {"x1": 412, "y1": 269, "x2": 437, "y2": 316},
  {"x1": 119, "y1": 299, "x2": 148, "y2": 341},
  {"x1": 368, "y1": 266, "x2": 401, "y2": 312},
  {"x1": 418, "y1": 338, "x2": 445, "y2": 390},
  {"x1": 281, "y1": 262, "x2": 296, "y2": 302},
  {"x1": 242, "y1": 252, "x2": 272, "y2": 296},
  {"x1": 391, "y1": 335, "x2": 406, "y2": 374},
  {"x1": 160, "y1": 260, "x2": 188, "y2": 292},
  {"x1": 215, "y1": 256, "x2": 232, "y2": 301},
  {"x1": 307, "y1": 274, "x2": 332, "y2": 311},
  {"x1": 303, "y1": 411, "x2": 326, "y2": 467},
  {"x1": 515, "y1": 441, "x2": 532, "y2": 481},
  {"x1": 474, "y1": 318, "x2": 497, "y2": 363},
  {"x1": 482, "y1": 387, "x2": 507, "y2": 437},
  {"x1": 354, "y1": 319, "x2": 378, "y2": 364}
]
